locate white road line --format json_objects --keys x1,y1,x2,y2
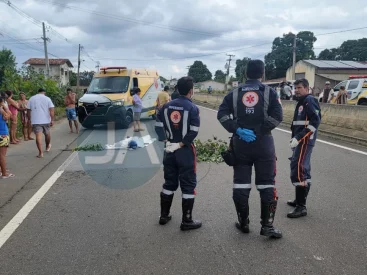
[
  {"x1": 198, "y1": 105, "x2": 367, "y2": 156},
  {"x1": 140, "y1": 122, "x2": 160, "y2": 164},
  {"x1": 0, "y1": 130, "x2": 93, "y2": 250}
]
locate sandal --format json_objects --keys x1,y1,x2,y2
[{"x1": 2, "y1": 173, "x2": 15, "y2": 179}]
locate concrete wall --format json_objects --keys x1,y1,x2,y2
[
  {"x1": 198, "y1": 80, "x2": 231, "y2": 91},
  {"x1": 30, "y1": 64, "x2": 71, "y2": 86},
  {"x1": 281, "y1": 100, "x2": 367, "y2": 146}
]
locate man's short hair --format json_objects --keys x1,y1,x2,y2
[
  {"x1": 164, "y1": 86, "x2": 169, "y2": 91},
  {"x1": 38, "y1": 88, "x2": 46, "y2": 93},
  {"x1": 177, "y1": 76, "x2": 194, "y2": 96},
  {"x1": 67, "y1": 88, "x2": 72, "y2": 92},
  {"x1": 246, "y1": 60, "x2": 265, "y2": 80},
  {"x1": 135, "y1": 88, "x2": 141, "y2": 93},
  {"x1": 294, "y1": 78, "x2": 309, "y2": 88}
]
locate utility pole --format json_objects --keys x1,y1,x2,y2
[
  {"x1": 225, "y1": 54, "x2": 235, "y2": 91},
  {"x1": 292, "y1": 34, "x2": 297, "y2": 80},
  {"x1": 77, "y1": 44, "x2": 81, "y2": 91},
  {"x1": 42, "y1": 22, "x2": 50, "y2": 78},
  {"x1": 186, "y1": 66, "x2": 191, "y2": 76},
  {"x1": 95, "y1": 61, "x2": 100, "y2": 72}
]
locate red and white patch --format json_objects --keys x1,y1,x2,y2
[
  {"x1": 170, "y1": 111, "x2": 181, "y2": 123},
  {"x1": 242, "y1": 92, "x2": 259, "y2": 107},
  {"x1": 298, "y1": 106, "x2": 304, "y2": 113}
]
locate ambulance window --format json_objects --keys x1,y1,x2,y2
[
  {"x1": 133, "y1": 78, "x2": 139, "y2": 88},
  {"x1": 347, "y1": 80, "x2": 359, "y2": 90}
]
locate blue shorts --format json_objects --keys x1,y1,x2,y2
[{"x1": 66, "y1": 108, "x2": 77, "y2": 121}]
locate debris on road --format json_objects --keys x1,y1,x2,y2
[
  {"x1": 194, "y1": 136, "x2": 228, "y2": 163},
  {"x1": 105, "y1": 135, "x2": 156, "y2": 150},
  {"x1": 73, "y1": 143, "x2": 104, "y2": 151}
]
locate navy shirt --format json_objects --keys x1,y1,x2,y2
[
  {"x1": 291, "y1": 94, "x2": 321, "y2": 146},
  {"x1": 155, "y1": 96, "x2": 200, "y2": 146},
  {"x1": 217, "y1": 79, "x2": 283, "y2": 136}
]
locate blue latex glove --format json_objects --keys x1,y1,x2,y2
[{"x1": 236, "y1": 128, "x2": 256, "y2": 142}]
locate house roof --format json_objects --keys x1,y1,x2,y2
[
  {"x1": 24, "y1": 58, "x2": 74, "y2": 67},
  {"x1": 316, "y1": 73, "x2": 352, "y2": 81},
  {"x1": 263, "y1": 77, "x2": 286, "y2": 84},
  {"x1": 303, "y1": 60, "x2": 367, "y2": 69}
]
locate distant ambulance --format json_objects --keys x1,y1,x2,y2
[{"x1": 77, "y1": 67, "x2": 164, "y2": 129}]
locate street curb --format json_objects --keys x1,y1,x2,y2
[{"x1": 193, "y1": 99, "x2": 367, "y2": 148}]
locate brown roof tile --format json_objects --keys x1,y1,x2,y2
[{"x1": 24, "y1": 58, "x2": 73, "y2": 67}]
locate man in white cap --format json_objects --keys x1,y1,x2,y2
[{"x1": 321, "y1": 81, "x2": 334, "y2": 103}]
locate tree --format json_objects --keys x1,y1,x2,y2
[
  {"x1": 188, "y1": 61, "x2": 212, "y2": 82},
  {"x1": 159, "y1": 76, "x2": 168, "y2": 83},
  {"x1": 79, "y1": 71, "x2": 95, "y2": 86},
  {"x1": 70, "y1": 71, "x2": 77, "y2": 86},
  {"x1": 0, "y1": 48, "x2": 16, "y2": 87},
  {"x1": 235, "y1": 57, "x2": 251, "y2": 83},
  {"x1": 214, "y1": 70, "x2": 226, "y2": 83},
  {"x1": 265, "y1": 31, "x2": 317, "y2": 79},
  {"x1": 318, "y1": 38, "x2": 367, "y2": 61}
]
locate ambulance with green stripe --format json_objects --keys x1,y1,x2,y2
[{"x1": 77, "y1": 67, "x2": 164, "y2": 129}]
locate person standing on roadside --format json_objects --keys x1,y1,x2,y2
[
  {"x1": 27, "y1": 88, "x2": 55, "y2": 158},
  {"x1": 64, "y1": 88, "x2": 79, "y2": 134},
  {"x1": 0, "y1": 94, "x2": 14, "y2": 178},
  {"x1": 18, "y1": 92, "x2": 34, "y2": 141},
  {"x1": 5, "y1": 90, "x2": 20, "y2": 144}
]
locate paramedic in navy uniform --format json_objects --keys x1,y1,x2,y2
[
  {"x1": 217, "y1": 60, "x2": 283, "y2": 238},
  {"x1": 155, "y1": 76, "x2": 202, "y2": 231}
]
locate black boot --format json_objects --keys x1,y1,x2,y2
[
  {"x1": 234, "y1": 200, "x2": 250, "y2": 233},
  {"x1": 180, "y1": 198, "x2": 202, "y2": 231},
  {"x1": 260, "y1": 200, "x2": 283, "y2": 238},
  {"x1": 287, "y1": 186, "x2": 308, "y2": 218},
  {"x1": 287, "y1": 183, "x2": 311, "y2": 207},
  {"x1": 159, "y1": 192, "x2": 174, "y2": 225}
]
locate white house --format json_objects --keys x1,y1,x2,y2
[
  {"x1": 24, "y1": 58, "x2": 74, "y2": 86},
  {"x1": 197, "y1": 80, "x2": 231, "y2": 91}
]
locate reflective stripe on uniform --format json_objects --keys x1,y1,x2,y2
[
  {"x1": 155, "y1": 121, "x2": 164, "y2": 127},
  {"x1": 182, "y1": 110, "x2": 189, "y2": 137},
  {"x1": 233, "y1": 183, "x2": 252, "y2": 189},
  {"x1": 162, "y1": 189, "x2": 174, "y2": 195},
  {"x1": 164, "y1": 108, "x2": 173, "y2": 139},
  {"x1": 190, "y1": 125, "x2": 199, "y2": 132},
  {"x1": 256, "y1": 185, "x2": 275, "y2": 190},
  {"x1": 307, "y1": 125, "x2": 316, "y2": 132},
  {"x1": 182, "y1": 193, "x2": 195, "y2": 199},
  {"x1": 232, "y1": 88, "x2": 239, "y2": 119},
  {"x1": 219, "y1": 115, "x2": 230, "y2": 123},
  {"x1": 293, "y1": 121, "x2": 309, "y2": 126},
  {"x1": 263, "y1": 86, "x2": 281, "y2": 127}
]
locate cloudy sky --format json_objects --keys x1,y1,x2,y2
[{"x1": 1, "y1": 0, "x2": 367, "y2": 80}]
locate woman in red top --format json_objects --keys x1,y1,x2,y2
[{"x1": 5, "y1": 90, "x2": 20, "y2": 144}]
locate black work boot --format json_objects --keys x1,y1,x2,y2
[
  {"x1": 180, "y1": 198, "x2": 202, "y2": 231},
  {"x1": 287, "y1": 183, "x2": 311, "y2": 207},
  {"x1": 287, "y1": 186, "x2": 308, "y2": 218},
  {"x1": 234, "y1": 200, "x2": 250, "y2": 233},
  {"x1": 159, "y1": 192, "x2": 174, "y2": 225},
  {"x1": 260, "y1": 200, "x2": 283, "y2": 239}
]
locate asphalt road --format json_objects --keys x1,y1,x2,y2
[{"x1": 0, "y1": 106, "x2": 366, "y2": 275}]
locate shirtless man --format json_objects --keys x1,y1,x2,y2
[
  {"x1": 64, "y1": 88, "x2": 79, "y2": 134},
  {"x1": 18, "y1": 92, "x2": 34, "y2": 141}
]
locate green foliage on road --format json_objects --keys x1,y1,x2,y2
[
  {"x1": 188, "y1": 61, "x2": 213, "y2": 83},
  {"x1": 194, "y1": 137, "x2": 228, "y2": 163},
  {"x1": 73, "y1": 143, "x2": 104, "y2": 152},
  {"x1": 265, "y1": 31, "x2": 317, "y2": 79}
]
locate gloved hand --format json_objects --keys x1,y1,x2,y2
[
  {"x1": 165, "y1": 142, "x2": 181, "y2": 153},
  {"x1": 289, "y1": 138, "x2": 299, "y2": 148},
  {"x1": 236, "y1": 128, "x2": 256, "y2": 142}
]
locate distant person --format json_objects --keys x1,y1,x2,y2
[
  {"x1": 171, "y1": 85, "x2": 180, "y2": 100},
  {"x1": 0, "y1": 93, "x2": 13, "y2": 178},
  {"x1": 5, "y1": 90, "x2": 20, "y2": 144},
  {"x1": 27, "y1": 88, "x2": 55, "y2": 158},
  {"x1": 64, "y1": 88, "x2": 79, "y2": 134},
  {"x1": 322, "y1": 81, "x2": 334, "y2": 103},
  {"x1": 156, "y1": 86, "x2": 171, "y2": 110},
  {"x1": 132, "y1": 88, "x2": 144, "y2": 132},
  {"x1": 18, "y1": 92, "x2": 34, "y2": 141},
  {"x1": 335, "y1": 86, "x2": 348, "y2": 104}
]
